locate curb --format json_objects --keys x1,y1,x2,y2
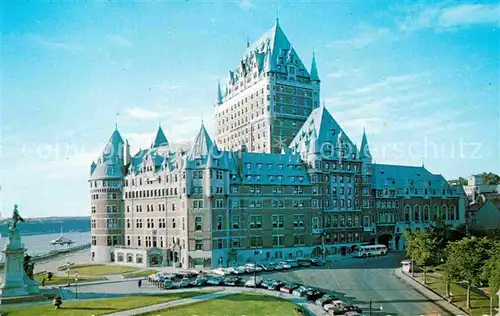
[
  {"x1": 60, "y1": 277, "x2": 144, "y2": 288},
  {"x1": 394, "y1": 268, "x2": 469, "y2": 316}
]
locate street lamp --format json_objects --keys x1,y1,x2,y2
[
  {"x1": 253, "y1": 250, "x2": 261, "y2": 288},
  {"x1": 74, "y1": 272, "x2": 79, "y2": 299},
  {"x1": 368, "y1": 299, "x2": 383, "y2": 316}
]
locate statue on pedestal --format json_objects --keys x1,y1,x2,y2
[{"x1": 0, "y1": 204, "x2": 41, "y2": 301}]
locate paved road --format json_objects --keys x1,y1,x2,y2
[
  {"x1": 67, "y1": 253, "x2": 452, "y2": 316},
  {"x1": 263, "y1": 253, "x2": 452, "y2": 316}
]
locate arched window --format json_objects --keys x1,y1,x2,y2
[
  {"x1": 414, "y1": 205, "x2": 421, "y2": 222},
  {"x1": 433, "y1": 205, "x2": 439, "y2": 221},
  {"x1": 441, "y1": 205, "x2": 448, "y2": 221},
  {"x1": 404, "y1": 205, "x2": 411, "y2": 222},
  {"x1": 423, "y1": 205, "x2": 430, "y2": 222},
  {"x1": 450, "y1": 205, "x2": 457, "y2": 221}
]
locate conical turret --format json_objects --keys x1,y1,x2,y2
[
  {"x1": 151, "y1": 125, "x2": 169, "y2": 148},
  {"x1": 310, "y1": 51, "x2": 320, "y2": 82},
  {"x1": 360, "y1": 128, "x2": 372, "y2": 160},
  {"x1": 217, "y1": 80, "x2": 223, "y2": 105}
]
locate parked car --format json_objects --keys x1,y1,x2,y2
[
  {"x1": 324, "y1": 300, "x2": 345, "y2": 311},
  {"x1": 260, "y1": 279, "x2": 275, "y2": 289},
  {"x1": 310, "y1": 258, "x2": 327, "y2": 266},
  {"x1": 259, "y1": 263, "x2": 275, "y2": 271},
  {"x1": 206, "y1": 276, "x2": 224, "y2": 285},
  {"x1": 223, "y1": 276, "x2": 243, "y2": 286},
  {"x1": 212, "y1": 268, "x2": 228, "y2": 276},
  {"x1": 297, "y1": 260, "x2": 312, "y2": 267},
  {"x1": 286, "y1": 260, "x2": 300, "y2": 268},
  {"x1": 163, "y1": 279, "x2": 174, "y2": 289},
  {"x1": 304, "y1": 289, "x2": 325, "y2": 301},
  {"x1": 179, "y1": 278, "x2": 192, "y2": 288},
  {"x1": 269, "y1": 262, "x2": 285, "y2": 270},
  {"x1": 190, "y1": 277, "x2": 207, "y2": 287},
  {"x1": 268, "y1": 280, "x2": 285, "y2": 291},
  {"x1": 315, "y1": 293, "x2": 338, "y2": 306},
  {"x1": 226, "y1": 267, "x2": 245, "y2": 275},
  {"x1": 292, "y1": 286, "x2": 312, "y2": 297},
  {"x1": 280, "y1": 283, "x2": 300, "y2": 294},
  {"x1": 279, "y1": 261, "x2": 292, "y2": 269},
  {"x1": 245, "y1": 263, "x2": 263, "y2": 272},
  {"x1": 244, "y1": 277, "x2": 262, "y2": 287}
]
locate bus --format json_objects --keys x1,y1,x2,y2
[{"x1": 355, "y1": 244, "x2": 388, "y2": 258}]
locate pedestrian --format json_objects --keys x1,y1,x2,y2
[
  {"x1": 138, "y1": 279, "x2": 142, "y2": 288},
  {"x1": 42, "y1": 278, "x2": 46, "y2": 287}
]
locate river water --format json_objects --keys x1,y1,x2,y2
[{"x1": 0, "y1": 231, "x2": 91, "y2": 262}]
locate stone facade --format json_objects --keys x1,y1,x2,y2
[{"x1": 88, "y1": 21, "x2": 465, "y2": 269}]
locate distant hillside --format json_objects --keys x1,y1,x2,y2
[{"x1": 0, "y1": 216, "x2": 90, "y2": 237}]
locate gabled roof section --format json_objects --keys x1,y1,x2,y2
[
  {"x1": 359, "y1": 128, "x2": 372, "y2": 160},
  {"x1": 151, "y1": 126, "x2": 169, "y2": 148},
  {"x1": 289, "y1": 105, "x2": 356, "y2": 158},
  {"x1": 187, "y1": 123, "x2": 217, "y2": 160}
]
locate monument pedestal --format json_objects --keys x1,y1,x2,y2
[
  {"x1": 0, "y1": 229, "x2": 42, "y2": 302},
  {"x1": 0, "y1": 232, "x2": 29, "y2": 298}
]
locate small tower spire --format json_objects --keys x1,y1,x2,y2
[
  {"x1": 217, "y1": 79, "x2": 223, "y2": 105},
  {"x1": 246, "y1": 35, "x2": 250, "y2": 48},
  {"x1": 310, "y1": 50, "x2": 320, "y2": 82},
  {"x1": 275, "y1": 9, "x2": 280, "y2": 27}
]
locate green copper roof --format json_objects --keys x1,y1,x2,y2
[
  {"x1": 359, "y1": 128, "x2": 372, "y2": 159},
  {"x1": 310, "y1": 52, "x2": 320, "y2": 82},
  {"x1": 151, "y1": 126, "x2": 169, "y2": 148}
]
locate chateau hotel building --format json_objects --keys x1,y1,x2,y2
[{"x1": 89, "y1": 20, "x2": 466, "y2": 268}]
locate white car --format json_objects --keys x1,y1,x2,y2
[
  {"x1": 244, "y1": 277, "x2": 262, "y2": 287},
  {"x1": 245, "y1": 263, "x2": 263, "y2": 272},
  {"x1": 226, "y1": 267, "x2": 244, "y2": 275},
  {"x1": 212, "y1": 268, "x2": 227, "y2": 276},
  {"x1": 280, "y1": 261, "x2": 292, "y2": 269}
]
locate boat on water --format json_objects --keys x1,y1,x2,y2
[{"x1": 50, "y1": 226, "x2": 75, "y2": 247}]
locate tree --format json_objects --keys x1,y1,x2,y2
[
  {"x1": 404, "y1": 230, "x2": 438, "y2": 283},
  {"x1": 482, "y1": 242, "x2": 500, "y2": 294},
  {"x1": 444, "y1": 237, "x2": 493, "y2": 309},
  {"x1": 480, "y1": 172, "x2": 500, "y2": 185}
]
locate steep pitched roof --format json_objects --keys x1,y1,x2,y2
[
  {"x1": 289, "y1": 105, "x2": 356, "y2": 158},
  {"x1": 151, "y1": 126, "x2": 169, "y2": 148},
  {"x1": 187, "y1": 123, "x2": 217, "y2": 160},
  {"x1": 310, "y1": 52, "x2": 320, "y2": 82},
  {"x1": 359, "y1": 128, "x2": 372, "y2": 159}
]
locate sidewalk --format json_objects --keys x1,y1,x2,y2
[{"x1": 394, "y1": 268, "x2": 468, "y2": 316}]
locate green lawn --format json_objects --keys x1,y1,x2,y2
[
  {"x1": 122, "y1": 269, "x2": 158, "y2": 278},
  {"x1": 34, "y1": 273, "x2": 106, "y2": 285},
  {"x1": 421, "y1": 275, "x2": 498, "y2": 316},
  {"x1": 57, "y1": 263, "x2": 139, "y2": 275},
  {"x1": 138, "y1": 293, "x2": 303, "y2": 316},
  {"x1": 1, "y1": 291, "x2": 217, "y2": 316}
]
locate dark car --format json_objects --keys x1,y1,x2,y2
[
  {"x1": 305, "y1": 289, "x2": 325, "y2": 301},
  {"x1": 315, "y1": 292, "x2": 338, "y2": 306},
  {"x1": 310, "y1": 258, "x2": 327, "y2": 266},
  {"x1": 206, "y1": 276, "x2": 224, "y2": 286},
  {"x1": 280, "y1": 283, "x2": 300, "y2": 294},
  {"x1": 179, "y1": 278, "x2": 192, "y2": 288},
  {"x1": 268, "y1": 280, "x2": 285, "y2": 291},
  {"x1": 223, "y1": 276, "x2": 243, "y2": 286},
  {"x1": 190, "y1": 277, "x2": 207, "y2": 287}
]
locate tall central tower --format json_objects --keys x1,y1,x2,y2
[{"x1": 214, "y1": 19, "x2": 320, "y2": 153}]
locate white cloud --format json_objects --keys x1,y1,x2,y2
[
  {"x1": 326, "y1": 72, "x2": 345, "y2": 79},
  {"x1": 125, "y1": 107, "x2": 162, "y2": 119},
  {"x1": 399, "y1": 3, "x2": 500, "y2": 32},
  {"x1": 106, "y1": 34, "x2": 133, "y2": 47},
  {"x1": 239, "y1": 0, "x2": 254, "y2": 10},
  {"x1": 327, "y1": 26, "x2": 393, "y2": 49},
  {"x1": 28, "y1": 34, "x2": 83, "y2": 52}
]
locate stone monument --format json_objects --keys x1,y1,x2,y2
[{"x1": 0, "y1": 204, "x2": 42, "y2": 303}]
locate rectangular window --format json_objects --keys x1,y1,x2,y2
[
  {"x1": 195, "y1": 216, "x2": 203, "y2": 231},
  {"x1": 195, "y1": 239, "x2": 203, "y2": 250},
  {"x1": 272, "y1": 215, "x2": 284, "y2": 229}
]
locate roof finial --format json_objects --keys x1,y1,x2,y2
[
  {"x1": 246, "y1": 35, "x2": 250, "y2": 48},
  {"x1": 421, "y1": 158, "x2": 425, "y2": 168},
  {"x1": 275, "y1": 8, "x2": 279, "y2": 27},
  {"x1": 115, "y1": 112, "x2": 120, "y2": 130}
]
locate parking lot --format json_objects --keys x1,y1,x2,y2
[{"x1": 72, "y1": 253, "x2": 452, "y2": 316}]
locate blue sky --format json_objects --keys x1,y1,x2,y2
[{"x1": 2, "y1": 1, "x2": 499, "y2": 218}]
